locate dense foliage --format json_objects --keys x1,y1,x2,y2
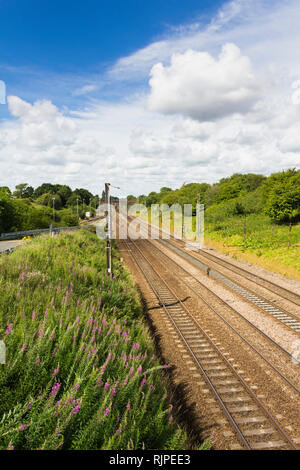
[
  {"x1": 0, "y1": 230, "x2": 204, "y2": 450},
  {"x1": 0, "y1": 183, "x2": 100, "y2": 234},
  {"x1": 135, "y1": 169, "x2": 299, "y2": 224}
]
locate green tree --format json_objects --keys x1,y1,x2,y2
[
  {"x1": 33, "y1": 183, "x2": 57, "y2": 199},
  {"x1": 55, "y1": 185, "x2": 72, "y2": 206},
  {"x1": 264, "y1": 170, "x2": 300, "y2": 223},
  {"x1": 0, "y1": 187, "x2": 11, "y2": 197},
  {"x1": 36, "y1": 192, "x2": 62, "y2": 210},
  {"x1": 13, "y1": 183, "x2": 34, "y2": 199}
]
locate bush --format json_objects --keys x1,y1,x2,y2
[{"x1": 0, "y1": 231, "x2": 194, "y2": 450}]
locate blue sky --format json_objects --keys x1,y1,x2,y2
[
  {"x1": 0, "y1": 0, "x2": 300, "y2": 196},
  {"x1": 0, "y1": 0, "x2": 223, "y2": 113}
]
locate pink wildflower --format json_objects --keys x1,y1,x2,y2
[{"x1": 51, "y1": 383, "x2": 61, "y2": 397}]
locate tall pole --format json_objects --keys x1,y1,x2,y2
[
  {"x1": 197, "y1": 193, "x2": 200, "y2": 240},
  {"x1": 52, "y1": 197, "x2": 55, "y2": 222},
  {"x1": 76, "y1": 197, "x2": 79, "y2": 218},
  {"x1": 105, "y1": 183, "x2": 112, "y2": 275}
]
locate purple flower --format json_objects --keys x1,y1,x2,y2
[
  {"x1": 104, "y1": 408, "x2": 110, "y2": 416},
  {"x1": 115, "y1": 429, "x2": 120, "y2": 436},
  {"x1": 71, "y1": 405, "x2": 80, "y2": 415},
  {"x1": 126, "y1": 402, "x2": 131, "y2": 410},
  {"x1": 19, "y1": 424, "x2": 26, "y2": 431},
  {"x1": 140, "y1": 378, "x2": 146, "y2": 387},
  {"x1": 5, "y1": 324, "x2": 12, "y2": 335},
  {"x1": 104, "y1": 382, "x2": 110, "y2": 390},
  {"x1": 53, "y1": 368, "x2": 59, "y2": 375},
  {"x1": 20, "y1": 343, "x2": 26, "y2": 351},
  {"x1": 51, "y1": 383, "x2": 61, "y2": 397}
]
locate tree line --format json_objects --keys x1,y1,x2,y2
[
  {"x1": 128, "y1": 169, "x2": 300, "y2": 224},
  {"x1": 0, "y1": 183, "x2": 100, "y2": 234}
]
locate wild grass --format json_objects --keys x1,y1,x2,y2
[
  {"x1": 0, "y1": 230, "x2": 210, "y2": 450},
  {"x1": 138, "y1": 209, "x2": 300, "y2": 280},
  {"x1": 204, "y1": 213, "x2": 300, "y2": 280}
]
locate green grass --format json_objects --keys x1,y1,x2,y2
[
  {"x1": 0, "y1": 230, "x2": 211, "y2": 450},
  {"x1": 204, "y1": 213, "x2": 300, "y2": 279},
  {"x1": 138, "y1": 209, "x2": 300, "y2": 280}
]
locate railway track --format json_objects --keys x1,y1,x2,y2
[
  {"x1": 188, "y1": 242, "x2": 300, "y2": 308},
  {"x1": 122, "y1": 236, "x2": 299, "y2": 450},
  {"x1": 129, "y1": 216, "x2": 300, "y2": 335}
]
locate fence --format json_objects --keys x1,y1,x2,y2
[
  {"x1": 212, "y1": 218, "x2": 300, "y2": 250},
  {"x1": 0, "y1": 224, "x2": 94, "y2": 241}
]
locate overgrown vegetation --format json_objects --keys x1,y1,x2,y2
[
  {"x1": 0, "y1": 230, "x2": 209, "y2": 450},
  {"x1": 135, "y1": 169, "x2": 300, "y2": 224},
  {"x1": 134, "y1": 169, "x2": 300, "y2": 278},
  {"x1": 0, "y1": 183, "x2": 101, "y2": 234}
]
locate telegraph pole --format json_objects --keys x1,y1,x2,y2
[
  {"x1": 197, "y1": 194, "x2": 200, "y2": 240},
  {"x1": 105, "y1": 182, "x2": 112, "y2": 276},
  {"x1": 52, "y1": 197, "x2": 55, "y2": 222}
]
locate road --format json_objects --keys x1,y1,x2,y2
[{"x1": 0, "y1": 240, "x2": 23, "y2": 253}]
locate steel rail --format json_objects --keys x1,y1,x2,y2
[
  {"x1": 122, "y1": 237, "x2": 299, "y2": 450},
  {"x1": 139, "y1": 238, "x2": 300, "y2": 393},
  {"x1": 131, "y1": 215, "x2": 300, "y2": 307},
  {"x1": 130, "y1": 216, "x2": 300, "y2": 334},
  {"x1": 126, "y1": 215, "x2": 300, "y2": 364}
]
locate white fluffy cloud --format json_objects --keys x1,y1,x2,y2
[
  {"x1": 148, "y1": 44, "x2": 262, "y2": 121},
  {"x1": 1, "y1": 0, "x2": 300, "y2": 196}
]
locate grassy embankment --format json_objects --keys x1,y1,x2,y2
[
  {"x1": 137, "y1": 209, "x2": 300, "y2": 280},
  {"x1": 0, "y1": 229, "x2": 211, "y2": 450}
]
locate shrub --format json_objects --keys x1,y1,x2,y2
[{"x1": 0, "y1": 231, "x2": 194, "y2": 450}]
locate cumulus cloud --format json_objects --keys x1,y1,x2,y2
[
  {"x1": 148, "y1": 43, "x2": 263, "y2": 121},
  {"x1": 0, "y1": 96, "x2": 118, "y2": 177},
  {"x1": 8, "y1": 96, "x2": 77, "y2": 149},
  {"x1": 1, "y1": 1, "x2": 300, "y2": 196}
]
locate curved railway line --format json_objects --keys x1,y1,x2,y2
[{"x1": 121, "y1": 236, "x2": 300, "y2": 450}]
